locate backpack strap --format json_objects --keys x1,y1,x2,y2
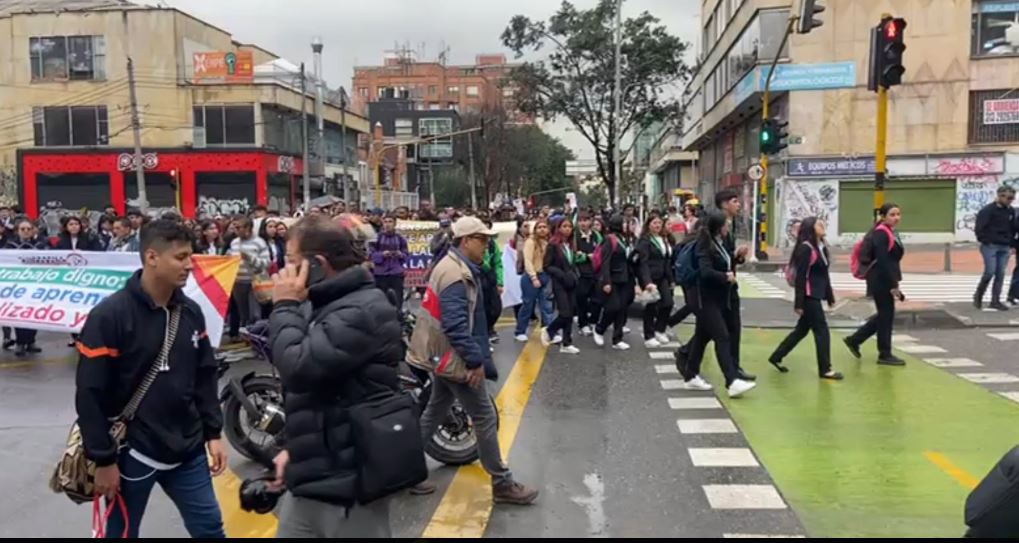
[{"x1": 875, "y1": 223, "x2": 896, "y2": 251}]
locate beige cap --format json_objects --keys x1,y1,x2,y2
[{"x1": 452, "y1": 216, "x2": 496, "y2": 238}]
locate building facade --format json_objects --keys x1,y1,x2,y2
[
  {"x1": 681, "y1": 0, "x2": 1019, "y2": 246},
  {"x1": 0, "y1": 0, "x2": 369, "y2": 219},
  {"x1": 352, "y1": 52, "x2": 528, "y2": 122}
]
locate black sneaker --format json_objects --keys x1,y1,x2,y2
[
  {"x1": 877, "y1": 354, "x2": 906, "y2": 366},
  {"x1": 489, "y1": 332, "x2": 500, "y2": 344},
  {"x1": 14, "y1": 344, "x2": 27, "y2": 357},
  {"x1": 674, "y1": 347, "x2": 688, "y2": 375},
  {"x1": 2, "y1": 339, "x2": 14, "y2": 351},
  {"x1": 973, "y1": 293, "x2": 983, "y2": 310},
  {"x1": 843, "y1": 337, "x2": 862, "y2": 359},
  {"x1": 990, "y1": 301, "x2": 1010, "y2": 312},
  {"x1": 26, "y1": 344, "x2": 41, "y2": 354}
]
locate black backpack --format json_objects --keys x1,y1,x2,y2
[{"x1": 348, "y1": 391, "x2": 428, "y2": 504}]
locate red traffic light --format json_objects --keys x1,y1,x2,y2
[{"x1": 886, "y1": 22, "x2": 897, "y2": 39}]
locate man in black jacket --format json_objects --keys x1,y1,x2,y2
[
  {"x1": 1010, "y1": 208, "x2": 1019, "y2": 306},
  {"x1": 974, "y1": 186, "x2": 1016, "y2": 310},
  {"x1": 268, "y1": 214, "x2": 405, "y2": 538},
  {"x1": 76, "y1": 219, "x2": 226, "y2": 538}
]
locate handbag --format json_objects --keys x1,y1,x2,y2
[
  {"x1": 635, "y1": 287, "x2": 662, "y2": 306},
  {"x1": 252, "y1": 272, "x2": 274, "y2": 304},
  {"x1": 348, "y1": 391, "x2": 428, "y2": 504},
  {"x1": 49, "y1": 306, "x2": 181, "y2": 504}
]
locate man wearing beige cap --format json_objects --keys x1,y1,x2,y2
[{"x1": 409, "y1": 216, "x2": 539, "y2": 505}]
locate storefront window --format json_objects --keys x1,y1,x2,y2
[
  {"x1": 196, "y1": 172, "x2": 256, "y2": 218},
  {"x1": 972, "y1": 1, "x2": 1019, "y2": 56}
]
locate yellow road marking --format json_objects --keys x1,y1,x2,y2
[
  {"x1": 0, "y1": 354, "x2": 74, "y2": 370},
  {"x1": 422, "y1": 336, "x2": 548, "y2": 538},
  {"x1": 212, "y1": 467, "x2": 278, "y2": 538},
  {"x1": 924, "y1": 451, "x2": 979, "y2": 490}
]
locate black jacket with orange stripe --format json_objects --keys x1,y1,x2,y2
[{"x1": 75, "y1": 270, "x2": 222, "y2": 467}]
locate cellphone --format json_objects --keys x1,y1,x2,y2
[{"x1": 305, "y1": 258, "x2": 326, "y2": 288}]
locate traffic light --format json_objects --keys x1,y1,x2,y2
[
  {"x1": 868, "y1": 16, "x2": 907, "y2": 91},
  {"x1": 760, "y1": 118, "x2": 789, "y2": 156},
  {"x1": 796, "y1": 0, "x2": 825, "y2": 34}
]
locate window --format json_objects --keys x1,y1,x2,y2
[
  {"x1": 395, "y1": 118, "x2": 414, "y2": 138},
  {"x1": 502, "y1": 87, "x2": 515, "y2": 97},
  {"x1": 466, "y1": 85, "x2": 480, "y2": 97},
  {"x1": 193, "y1": 104, "x2": 256, "y2": 145},
  {"x1": 429, "y1": 103, "x2": 441, "y2": 110},
  {"x1": 419, "y1": 117, "x2": 453, "y2": 159},
  {"x1": 969, "y1": 89, "x2": 1019, "y2": 143},
  {"x1": 972, "y1": 1, "x2": 1019, "y2": 56},
  {"x1": 29, "y1": 35, "x2": 105, "y2": 81},
  {"x1": 429, "y1": 85, "x2": 438, "y2": 95},
  {"x1": 448, "y1": 103, "x2": 459, "y2": 112},
  {"x1": 32, "y1": 105, "x2": 108, "y2": 146},
  {"x1": 358, "y1": 87, "x2": 369, "y2": 97},
  {"x1": 447, "y1": 85, "x2": 460, "y2": 95}
]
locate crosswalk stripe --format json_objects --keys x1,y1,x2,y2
[
  {"x1": 958, "y1": 373, "x2": 1019, "y2": 384},
  {"x1": 661, "y1": 379, "x2": 687, "y2": 390},
  {"x1": 897, "y1": 344, "x2": 947, "y2": 354},
  {"x1": 702, "y1": 484, "x2": 787, "y2": 509},
  {"x1": 724, "y1": 535, "x2": 806, "y2": 539},
  {"x1": 987, "y1": 332, "x2": 1019, "y2": 341},
  {"x1": 1000, "y1": 392, "x2": 1019, "y2": 404},
  {"x1": 688, "y1": 448, "x2": 760, "y2": 467},
  {"x1": 923, "y1": 358, "x2": 983, "y2": 368},
  {"x1": 676, "y1": 418, "x2": 738, "y2": 434},
  {"x1": 649, "y1": 351, "x2": 674, "y2": 360},
  {"x1": 655, "y1": 364, "x2": 679, "y2": 374},
  {"x1": 668, "y1": 397, "x2": 722, "y2": 409}
]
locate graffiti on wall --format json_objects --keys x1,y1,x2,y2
[
  {"x1": 0, "y1": 167, "x2": 16, "y2": 207},
  {"x1": 125, "y1": 197, "x2": 178, "y2": 219},
  {"x1": 37, "y1": 202, "x2": 103, "y2": 237},
  {"x1": 197, "y1": 195, "x2": 250, "y2": 218},
  {"x1": 780, "y1": 179, "x2": 840, "y2": 247},
  {"x1": 954, "y1": 175, "x2": 1019, "y2": 241}
]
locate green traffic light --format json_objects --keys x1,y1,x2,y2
[{"x1": 761, "y1": 132, "x2": 771, "y2": 142}]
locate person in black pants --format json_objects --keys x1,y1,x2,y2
[
  {"x1": 637, "y1": 215, "x2": 674, "y2": 348},
  {"x1": 680, "y1": 212, "x2": 756, "y2": 398},
  {"x1": 5, "y1": 218, "x2": 45, "y2": 356},
  {"x1": 768, "y1": 217, "x2": 843, "y2": 380},
  {"x1": 574, "y1": 213, "x2": 603, "y2": 336},
  {"x1": 595, "y1": 214, "x2": 635, "y2": 350},
  {"x1": 844, "y1": 203, "x2": 906, "y2": 366},
  {"x1": 543, "y1": 217, "x2": 580, "y2": 354},
  {"x1": 666, "y1": 215, "x2": 700, "y2": 330}
]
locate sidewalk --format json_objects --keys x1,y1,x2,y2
[{"x1": 764, "y1": 243, "x2": 989, "y2": 274}]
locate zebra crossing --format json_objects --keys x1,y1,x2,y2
[
  {"x1": 828, "y1": 272, "x2": 991, "y2": 303},
  {"x1": 897, "y1": 332, "x2": 1019, "y2": 405},
  {"x1": 740, "y1": 274, "x2": 787, "y2": 300}
]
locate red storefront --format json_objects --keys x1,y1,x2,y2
[{"x1": 17, "y1": 148, "x2": 305, "y2": 219}]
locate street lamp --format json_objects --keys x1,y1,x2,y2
[{"x1": 309, "y1": 37, "x2": 325, "y2": 213}]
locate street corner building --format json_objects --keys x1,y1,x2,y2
[
  {"x1": 645, "y1": 0, "x2": 1019, "y2": 249},
  {"x1": 0, "y1": 0, "x2": 372, "y2": 219}
]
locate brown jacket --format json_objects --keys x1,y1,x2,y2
[{"x1": 406, "y1": 249, "x2": 478, "y2": 381}]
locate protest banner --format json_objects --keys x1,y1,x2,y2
[
  {"x1": 0, "y1": 251, "x2": 239, "y2": 346},
  {"x1": 396, "y1": 220, "x2": 443, "y2": 289}
]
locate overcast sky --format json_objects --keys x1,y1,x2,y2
[{"x1": 162, "y1": 0, "x2": 701, "y2": 159}]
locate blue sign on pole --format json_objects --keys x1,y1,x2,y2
[
  {"x1": 787, "y1": 156, "x2": 876, "y2": 177},
  {"x1": 759, "y1": 62, "x2": 857, "y2": 92}
]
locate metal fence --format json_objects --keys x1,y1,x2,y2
[{"x1": 360, "y1": 190, "x2": 420, "y2": 211}]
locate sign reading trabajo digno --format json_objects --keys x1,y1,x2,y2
[{"x1": 193, "y1": 51, "x2": 254, "y2": 83}]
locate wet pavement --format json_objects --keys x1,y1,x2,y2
[{"x1": 2, "y1": 312, "x2": 1016, "y2": 537}]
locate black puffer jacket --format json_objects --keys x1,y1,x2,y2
[{"x1": 269, "y1": 265, "x2": 402, "y2": 507}]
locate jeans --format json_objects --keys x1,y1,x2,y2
[
  {"x1": 770, "y1": 298, "x2": 832, "y2": 375},
  {"x1": 977, "y1": 244, "x2": 1011, "y2": 303},
  {"x1": 106, "y1": 451, "x2": 224, "y2": 538},
  {"x1": 418, "y1": 378, "x2": 512, "y2": 486},
  {"x1": 1010, "y1": 253, "x2": 1019, "y2": 301},
  {"x1": 276, "y1": 495, "x2": 390, "y2": 538},
  {"x1": 515, "y1": 273, "x2": 554, "y2": 336}
]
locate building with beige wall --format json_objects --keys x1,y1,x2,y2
[
  {"x1": 0, "y1": 0, "x2": 370, "y2": 217},
  {"x1": 681, "y1": 0, "x2": 1019, "y2": 246}
]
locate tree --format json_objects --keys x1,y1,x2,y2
[{"x1": 502, "y1": 0, "x2": 691, "y2": 203}]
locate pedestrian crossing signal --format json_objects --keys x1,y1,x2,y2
[
  {"x1": 869, "y1": 16, "x2": 907, "y2": 91},
  {"x1": 760, "y1": 118, "x2": 788, "y2": 156}
]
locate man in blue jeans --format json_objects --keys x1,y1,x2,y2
[
  {"x1": 974, "y1": 186, "x2": 1017, "y2": 311},
  {"x1": 76, "y1": 219, "x2": 226, "y2": 538}
]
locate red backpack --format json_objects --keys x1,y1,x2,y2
[
  {"x1": 850, "y1": 224, "x2": 895, "y2": 280},
  {"x1": 591, "y1": 235, "x2": 619, "y2": 275},
  {"x1": 783, "y1": 242, "x2": 818, "y2": 287}
]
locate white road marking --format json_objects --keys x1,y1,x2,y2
[
  {"x1": 655, "y1": 364, "x2": 679, "y2": 374},
  {"x1": 668, "y1": 397, "x2": 722, "y2": 410},
  {"x1": 702, "y1": 484, "x2": 787, "y2": 509},
  {"x1": 923, "y1": 358, "x2": 984, "y2": 368},
  {"x1": 987, "y1": 332, "x2": 1019, "y2": 341},
  {"x1": 654, "y1": 341, "x2": 683, "y2": 348},
  {"x1": 569, "y1": 472, "x2": 607, "y2": 538},
  {"x1": 958, "y1": 373, "x2": 1019, "y2": 384},
  {"x1": 999, "y1": 392, "x2": 1019, "y2": 404},
  {"x1": 688, "y1": 448, "x2": 760, "y2": 467},
  {"x1": 892, "y1": 334, "x2": 918, "y2": 342},
  {"x1": 724, "y1": 535, "x2": 805, "y2": 539},
  {"x1": 661, "y1": 379, "x2": 686, "y2": 390},
  {"x1": 649, "y1": 351, "x2": 674, "y2": 360},
  {"x1": 897, "y1": 344, "x2": 947, "y2": 354},
  {"x1": 676, "y1": 419, "x2": 738, "y2": 434}
]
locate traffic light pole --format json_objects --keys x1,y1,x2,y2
[
  {"x1": 757, "y1": 15, "x2": 798, "y2": 259},
  {"x1": 874, "y1": 85, "x2": 888, "y2": 216}
]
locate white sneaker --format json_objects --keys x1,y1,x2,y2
[
  {"x1": 490, "y1": 346, "x2": 495, "y2": 353},
  {"x1": 593, "y1": 333, "x2": 605, "y2": 347},
  {"x1": 560, "y1": 345, "x2": 580, "y2": 354},
  {"x1": 728, "y1": 379, "x2": 757, "y2": 398},
  {"x1": 654, "y1": 332, "x2": 670, "y2": 344},
  {"x1": 612, "y1": 341, "x2": 631, "y2": 351},
  {"x1": 580, "y1": 326, "x2": 594, "y2": 336},
  {"x1": 683, "y1": 376, "x2": 713, "y2": 391},
  {"x1": 515, "y1": 334, "x2": 529, "y2": 342},
  {"x1": 623, "y1": 326, "x2": 632, "y2": 334},
  {"x1": 540, "y1": 328, "x2": 553, "y2": 347},
  {"x1": 665, "y1": 329, "x2": 677, "y2": 340},
  {"x1": 644, "y1": 337, "x2": 662, "y2": 348},
  {"x1": 553, "y1": 334, "x2": 563, "y2": 344}
]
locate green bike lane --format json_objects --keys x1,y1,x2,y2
[{"x1": 692, "y1": 326, "x2": 1019, "y2": 538}]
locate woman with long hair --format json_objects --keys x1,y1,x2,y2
[
  {"x1": 845, "y1": 203, "x2": 906, "y2": 366},
  {"x1": 195, "y1": 220, "x2": 224, "y2": 256},
  {"x1": 543, "y1": 217, "x2": 580, "y2": 354},
  {"x1": 261, "y1": 218, "x2": 287, "y2": 273},
  {"x1": 594, "y1": 214, "x2": 636, "y2": 350},
  {"x1": 514, "y1": 218, "x2": 555, "y2": 341},
  {"x1": 681, "y1": 211, "x2": 756, "y2": 398},
  {"x1": 55, "y1": 216, "x2": 101, "y2": 251},
  {"x1": 574, "y1": 212, "x2": 604, "y2": 336},
  {"x1": 768, "y1": 217, "x2": 843, "y2": 380},
  {"x1": 637, "y1": 214, "x2": 674, "y2": 347}
]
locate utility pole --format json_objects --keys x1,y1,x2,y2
[
  {"x1": 127, "y1": 57, "x2": 148, "y2": 214},
  {"x1": 467, "y1": 130, "x2": 477, "y2": 209},
  {"x1": 612, "y1": 0, "x2": 623, "y2": 208},
  {"x1": 300, "y1": 62, "x2": 310, "y2": 213},
  {"x1": 339, "y1": 92, "x2": 347, "y2": 201},
  {"x1": 312, "y1": 38, "x2": 325, "y2": 197}
]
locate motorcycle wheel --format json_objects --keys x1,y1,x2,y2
[
  {"x1": 423, "y1": 394, "x2": 500, "y2": 466},
  {"x1": 223, "y1": 376, "x2": 284, "y2": 469}
]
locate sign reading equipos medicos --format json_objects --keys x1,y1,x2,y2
[
  {"x1": 193, "y1": 51, "x2": 254, "y2": 83},
  {"x1": 983, "y1": 99, "x2": 1019, "y2": 125},
  {"x1": 787, "y1": 157, "x2": 876, "y2": 177}
]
